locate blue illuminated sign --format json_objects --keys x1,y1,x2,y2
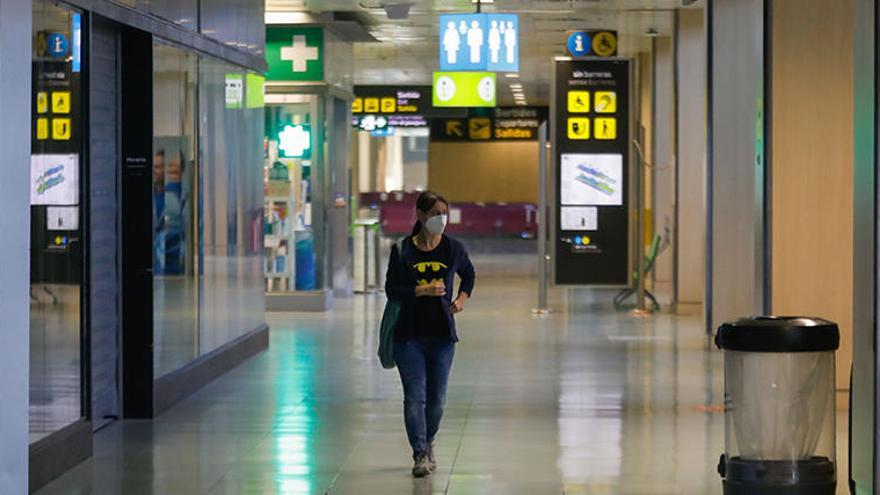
[
  {"x1": 439, "y1": 14, "x2": 519, "y2": 72},
  {"x1": 567, "y1": 31, "x2": 591, "y2": 57},
  {"x1": 47, "y1": 33, "x2": 69, "y2": 58},
  {"x1": 71, "y1": 14, "x2": 82, "y2": 73}
]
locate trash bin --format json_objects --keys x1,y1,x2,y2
[{"x1": 716, "y1": 316, "x2": 839, "y2": 495}]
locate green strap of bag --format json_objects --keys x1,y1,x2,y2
[{"x1": 378, "y1": 238, "x2": 406, "y2": 369}]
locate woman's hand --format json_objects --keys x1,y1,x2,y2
[
  {"x1": 450, "y1": 293, "x2": 469, "y2": 314},
  {"x1": 416, "y1": 280, "x2": 446, "y2": 297}
]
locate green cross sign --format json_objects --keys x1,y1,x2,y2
[{"x1": 266, "y1": 27, "x2": 324, "y2": 82}]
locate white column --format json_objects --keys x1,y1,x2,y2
[
  {"x1": 384, "y1": 134, "x2": 404, "y2": 192},
  {"x1": 0, "y1": 0, "x2": 32, "y2": 491},
  {"x1": 675, "y1": 9, "x2": 706, "y2": 315},
  {"x1": 708, "y1": 0, "x2": 767, "y2": 330},
  {"x1": 652, "y1": 37, "x2": 675, "y2": 300},
  {"x1": 357, "y1": 131, "x2": 371, "y2": 193}
]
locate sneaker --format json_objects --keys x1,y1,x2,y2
[
  {"x1": 412, "y1": 452, "x2": 431, "y2": 478},
  {"x1": 426, "y1": 444, "x2": 437, "y2": 471}
]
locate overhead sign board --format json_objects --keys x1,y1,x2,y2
[
  {"x1": 266, "y1": 27, "x2": 323, "y2": 81},
  {"x1": 431, "y1": 106, "x2": 548, "y2": 141},
  {"x1": 565, "y1": 30, "x2": 619, "y2": 58},
  {"x1": 439, "y1": 14, "x2": 519, "y2": 72},
  {"x1": 433, "y1": 72, "x2": 496, "y2": 108},
  {"x1": 352, "y1": 114, "x2": 429, "y2": 130},
  {"x1": 553, "y1": 59, "x2": 631, "y2": 286},
  {"x1": 352, "y1": 86, "x2": 430, "y2": 115}
]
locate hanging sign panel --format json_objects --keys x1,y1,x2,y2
[
  {"x1": 565, "y1": 30, "x2": 618, "y2": 58},
  {"x1": 439, "y1": 14, "x2": 519, "y2": 72},
  {"x1": 553, "y1": 59, "x2": 631, "y2": 286},
  {"x1": 430, "y1": 106, "x2": 548, "y2": 141},
  {"x1": 265, "y1": 27, "x2": 323, "y2": 81},
  {"x1": 433, "y1": 72, "x2": 496, "y2": 108}
]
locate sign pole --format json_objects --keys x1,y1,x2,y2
[
  {"x1": 533, "y1": 121, "x2": 552, "y2": 316},
  {"x1": 633, "y1": 138, "x2": 651, "y2": 315}
]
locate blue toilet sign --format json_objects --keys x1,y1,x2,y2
[
  {"x1": 439, "y1": 13, "x2": 519, "y2": 72},
  {"x1": 46, "y1": 33, "x2": 69, "y2": 58},
  {"x1": 567, "y1": 31, "x2": 591, "y2": 57}
]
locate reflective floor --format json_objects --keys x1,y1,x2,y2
[
  {"x1": 36, "y1": 251, "x2": 849, "y2": 494},
  {"x1": 30, "y1": 284, "x2": 81, "y2": 444}
]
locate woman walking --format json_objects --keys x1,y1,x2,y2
[{"x1": 384, "y1": 191, "x2": 476, "y2": 477}]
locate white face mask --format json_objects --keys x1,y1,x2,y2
[{"x1": 424, "y1": 214, "x2": 448, "y2": 236}]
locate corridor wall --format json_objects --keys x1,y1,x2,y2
[
  {"x1": 675, "y1": 9, "x2": 706, "y2": 316},
  {"x1": 770, "y1": 0, "x2": 854, "y2": 401},
  {"x1": 428, "y1": 141, "x2": 539, "y2": 204}
]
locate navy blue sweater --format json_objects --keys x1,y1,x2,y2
[{"x1": 385, "y1": 235, "x2": 476, "y2": 342}]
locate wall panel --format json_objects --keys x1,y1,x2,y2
[
  {"x1": 770, "y1": 0, "x2": 854, "y2": 395},
  {"x1": 428, "y1": 141, "x2": 539, "y2": 204},
  {"x1": 676, "y1": 9, "x2": 706, "y2": 314}
]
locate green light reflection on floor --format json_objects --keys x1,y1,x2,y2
[{"x1": 273, "y1": 333, "x2": 315, "y2": 494}]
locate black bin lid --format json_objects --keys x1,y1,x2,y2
[{"x1": 716, "y1": 316, "x2": 839, "y2": 352}]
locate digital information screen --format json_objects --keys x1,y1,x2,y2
[{"x1": 553, "y1": 59, "x2": 631, "y2": 286}]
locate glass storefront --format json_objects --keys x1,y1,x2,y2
[
  {"x1": 29, "y1": 0, "x2": 85, "y2": 443},
  {"x1": 152, "y1": 46, "x2": 265, "y2": 377},
  {"x1": 199, "y1": 58, "x2": 265, "y2": 355},
  {"x1": 264, "y1": 100, "x2": 323, "y2": 293},
  {"x1": 153, "y1": 43, "x2": 199, "y2": 377}
]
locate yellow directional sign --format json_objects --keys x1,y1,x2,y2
[
  {"x1": 380, "y1": 97, "x2": 396, "y2": 113},
  {"x1": 567, "y1": 117, "x2": 590, "y2": 140},
  {"x1": 592, "y1": 31, "x2": 617, "y2": 57},
  {"x1": 352, "y1": 97, "x2": 363, "y2": 113},
  {"x1": 595, "y1": 117, "x2": 616, "y2": 140},
  {"x1": 52, "y1": 118, "x2": 71, "y2": 140},
  {"x1": 37, "y1": 92, "x2": 48, "y2": 114},
  {"x1": 36, "y1": 118, "x2": 49, "y2": 140},
  {"x1": 594, "y1": 91, "x2": 617, "y2": 113},
  {"x1": 52, "y1": 91, "x2": 71, "y2": 114},
  {"x1": 364, "y1": 97, "x2": 379, "y2": 113},
  {"x1": 567, "y1": 91, "x2": 590, "y2": 113},
  {"x1": 468, "y1": 118, "x2": 491, "y2": 140},
  {"x1": 446, "y1": 120, "x2": 464, "y2": 138}
]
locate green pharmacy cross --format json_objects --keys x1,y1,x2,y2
[
  {"x1": 266, "y1": 27, "x2": 324, "y2": 81},
  {"x1": 278, "y1": 124, "x2": 311, "y2": 159},
  {"x1": 281, "y1": 35, "x2": 319, "y2": 73}
]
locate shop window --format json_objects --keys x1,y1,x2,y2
[{"x1": 153, "y1": 43, "x2": 199, "y2": 377}]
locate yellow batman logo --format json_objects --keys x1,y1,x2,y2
[
  {"x1": 413, "y1": 261, "x2": 447, "y2": 273},
  {"x1": 416, "y1": 278, "x2": 445, "y2": 286}
]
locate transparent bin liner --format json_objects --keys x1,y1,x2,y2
[{"x1": 726, "y1": 351, "x2": 834, "y2": 461}]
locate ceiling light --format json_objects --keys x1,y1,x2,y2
[
  {"x1": 645, "y1": 28, "x2": 660, "y2": 37},
  {"x1": 509, "y1": 83, "x2": 523, "y2": 88},
  {"x1": 505, "y1": 73, "x2": 519, "y2": 78},
  {"x1": 383, "y1": 2, "x2": 412, "y2": 20}
]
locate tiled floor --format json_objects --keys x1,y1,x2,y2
[{"x1": 36, "y1": 253, "x2": 850, "y2": 494}]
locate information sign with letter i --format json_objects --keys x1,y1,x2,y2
[{"x1": 552, "y1": 58, "x2": 632, "y2": 286}]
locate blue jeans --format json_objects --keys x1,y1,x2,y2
[{"x1": 395, "y1": 338, "x2": 455, "y2": 456}]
